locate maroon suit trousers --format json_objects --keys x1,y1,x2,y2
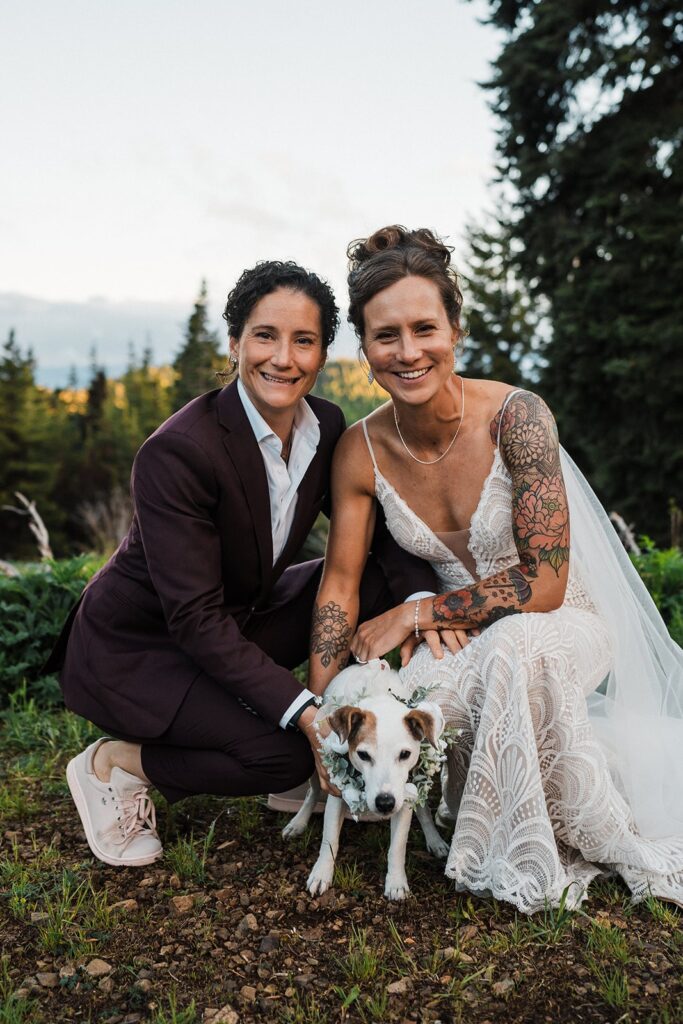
[{"x1": 112, "y1": 556, "x2": 392, "y2": 803}]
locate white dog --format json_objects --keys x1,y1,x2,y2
[{"x1": 282, "y1": 660, "x2": 449, "y2": 900}]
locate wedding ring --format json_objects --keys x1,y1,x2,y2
[{"x1": 353, "y1": 656, "x2": 368, "y2": 665}]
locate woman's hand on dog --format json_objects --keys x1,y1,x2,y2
[
  {"x1": 298, "y1": 706, "x2": 341, "y2": 797},
  {"x1": 350, "y1": 604, "x2": 478, "y2": 665}
]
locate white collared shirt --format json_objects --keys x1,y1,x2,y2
[
  {"x1": 237, "y1": 379, "x2": 320, "y2": 565},
  {"x1": 237, "y1": 379, "x2": 320, "y2": 728}
]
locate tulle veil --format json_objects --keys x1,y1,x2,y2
[{"x1": 560, "y1": 446, "x2": 683, "y2": 839}]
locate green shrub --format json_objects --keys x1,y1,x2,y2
[
  {"x1": 631, "y1": 542, "x2": 683, "y2": 646},
  {"x1": 0, "y1": 542, "x2": 680, "y2": 710},
  {"x1": 0, "y1": 556, "x2": 103, "y2": 704}
]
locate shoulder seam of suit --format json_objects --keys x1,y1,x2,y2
[{"x1": 136, "y1": 429, "x2": 218, "y2": 488}]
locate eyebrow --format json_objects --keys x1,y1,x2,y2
[
  {"x1": 372, "y1": 317, "x2": 436, "y2": 333},
  {"x1": 251, "y1": 323, "x2": 319, "y2": 335}
]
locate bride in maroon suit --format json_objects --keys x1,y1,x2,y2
[{"x1": 47, "y1": 260, "x2": 436, "y2": 867}]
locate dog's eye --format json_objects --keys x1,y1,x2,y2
[
  {"x1": 357, "y1": 750, "x2": 372, "y2": 762},
  {"x1": 399, "y1": 749, "x2": 412, "y2": 761}
]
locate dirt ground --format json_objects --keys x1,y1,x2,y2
[{"x1": 1, "y1": 757, "x2": 681, "y2": 1024}]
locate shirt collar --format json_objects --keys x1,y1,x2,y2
[{"x1": 237, "y1": 377, "x2": 320, "y2": 449}]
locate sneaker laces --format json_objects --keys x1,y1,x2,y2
[{"x1": 103, "y1": 786, "x2": 158, "y2": 850}]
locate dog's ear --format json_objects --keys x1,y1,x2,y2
[
  {"x1": 328, "y1": 706, "x2": 365, "y2": 745},
  {"x1": 404, "y1": 705, "x2": 443, "y2": 748}
]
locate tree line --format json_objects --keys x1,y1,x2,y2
[
  {"x1": 0, "y1": 285, "x2": 391, "y2": 560},
  {"x1": 2, "y1": 0, "x2": 680, "y2": 557}
]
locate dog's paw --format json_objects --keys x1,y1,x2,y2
[
  {"x1": 307, "y1": 861, "x2": 334, "y2": 897},
  {"x1": 426, "y1": 834, "x2": 450, "y2": 859},
  {"x1": 384, "y1": 874, "x2": 411, "y2": 901},
  {"x1": 282, "y1": 818, "x2": 307, "y2": 840}
]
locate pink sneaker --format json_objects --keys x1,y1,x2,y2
[{"x1": 66, "y1": 739, "x2": 163, "y2": 867}]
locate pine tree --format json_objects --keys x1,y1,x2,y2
[
  {"x1": 0, "y1": 331, "x2": 62, "y2": 558},
  {"x1": 460, "y1": 218, "x2": 543, "y2": 386},
  {"x1": 172, "y1": 281, "x2": 224, "y2": 410},
  {"x1": 475, "y1": 0, "x2": 683, "y2": 542}
]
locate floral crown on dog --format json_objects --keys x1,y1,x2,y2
[{"x1": 315, "y1": 667, "x2": 458, "y2": 820}]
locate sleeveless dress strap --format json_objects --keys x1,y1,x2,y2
[
  {"x1": 496, "y1": 389, "x2": 526, "y2": 448},
  {"x1": 361, "y1": 418, "x2": 379, "y2": 472}
]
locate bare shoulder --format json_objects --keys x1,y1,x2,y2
[
  {"x1": 332, "y1": 417, "x2": 383, "y2": 496},
  {"x1": 487, "y1": 386, "x2": 556, "y2": 446}
]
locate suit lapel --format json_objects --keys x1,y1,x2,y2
[{"x1": 217, "y1": 383, "x2": 273, "y2": 577}]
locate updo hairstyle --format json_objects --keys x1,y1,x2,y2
[
  {"x1": 347, "y1": 225, "x2": 464, "y2": 341},
  {"x1": 223, "y1": 260, "x2": 340, "y2": 351}
]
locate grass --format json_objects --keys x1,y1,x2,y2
[
  {"x1": 166, "y1": 821, "x2": 216, "y2": 884},
  {"x1": 645, "y1": 894, "x2": 681, "y2": 927},
  {"x1": 0, "y1": 689, "x2": 681, "y2": 1024},
  {"x1": 588, "y1": 961, "x2": 630, "y2": 1008},
  {"x1": 586, "y1": 920, "x2": 631, "y2": 963},
  {"x1": 525, "y1": 884, "x2": 587, "y2": 944},
  {"x1": 149, "y1": 991, "x2": 198, "y2": 1024},
  {"x1": 281, "y1": 992, "x2": 327, "y2": 1024},
  {"x1": 0, "y1": 958, "x2": 34, "y2": 1024},
  {"x1": 227, "y1": 796, "x2": 263, "y2": 839},
  {"x1": 359, "y1": 989, "x2": 389, "y2": 1023},
  {"x1": 336, "y1": 926, "x2": 383, "y2": 985},
  {"x1": 35, "y1": 870, "x2": 111, "y2": 957},
  {"x1": 1, "y1": 683, "x2": 98, "y2": 756},
  {"x1": 333, "y1": 859, "x2": 365, "y2": 895}
]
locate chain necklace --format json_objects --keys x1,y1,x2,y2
[
  {"x1": 280, "y1": 427, "x2": 294, "y2": 465},
  {"x1": 393, "y1": 375, "x2": 465, "y2": 465}
]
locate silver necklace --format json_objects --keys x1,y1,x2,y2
[
  {"x1": 393, "y1": 375, "x2": 465, "y2": 465},
  {"x1": 280, "y1": 427, "x2": 294, "y2": 464}
]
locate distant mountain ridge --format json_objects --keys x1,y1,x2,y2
[
  {"x1": 0, "y1": 292, "x2": 191, "y2": 371},
  {"x1": 1, "y1": 291, "x2": 359, "y2": 376}
]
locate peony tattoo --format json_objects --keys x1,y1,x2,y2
[{"x1": 514, "y1": 475, "x2": 570, "y2": 573}]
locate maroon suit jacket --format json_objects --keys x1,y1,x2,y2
[{"x1": 47, "y1": 383, "x2": 437, "y2": 738}]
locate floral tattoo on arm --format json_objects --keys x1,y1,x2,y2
[
  {"x1": 433, "y1": 391, "x2": 569, "y2": 628},
  {"x1": 311, "y1": 601, "x2": 353, "y2": 670}
]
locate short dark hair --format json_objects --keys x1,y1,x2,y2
[
  {"x1": 222, "y1": 261, "x2": 340, "y2": 351},
  {"x1": 347, "y1": 225, "x2": 464, "y2": 340}
]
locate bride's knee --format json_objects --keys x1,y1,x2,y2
[{"x1": 485, "y1": 610, "x2": 566, "y2": 652}]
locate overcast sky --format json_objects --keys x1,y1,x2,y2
[{"x1": 1, "y1": 0, "x2": 501, "y2": 372}]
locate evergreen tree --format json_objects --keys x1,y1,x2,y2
[
  {"x1": 121, "y1": 344, "x2": 172, "y2": 441},
  {"x1": 461, "y1": 218, "x2": 543, "y2": 386},
  {"x1": 312, "y1": 360, "x2": 385, "y2": 423},
  {"x1": 0, "y1": 331, "x2": 62, "y2": 558},
  {"x1": 474, "y1": 0, "x2": 683, "y2": 542},
  {"x1": 172, "y1": 281, "x2": 224, "y2": 410}
]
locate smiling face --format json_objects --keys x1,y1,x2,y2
[
  {"x1": 362, "y1": 275, "x2": 459, "y2": 406},
  {"x1": 230, "y1": 287, "x2": 325, "y2": 424}
]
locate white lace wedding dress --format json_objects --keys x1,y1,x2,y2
[{"x1": 362, "y1": 420, "x2": 683, "y2": 914}]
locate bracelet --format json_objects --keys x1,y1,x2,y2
[{"x1": 414, "y1": 598, "x2": 421, "y2": 638}]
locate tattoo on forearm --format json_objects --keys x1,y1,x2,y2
[
  {"x1": 311, "y1": 602, "x2": 352, "y2": 669},
  {"x1": 433, "y1": 588, "x2": 486, "y2": 625}
]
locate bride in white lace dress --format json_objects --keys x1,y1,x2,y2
[{"x1": 308, "y1": 225, "x2": 683, "y2": 914}]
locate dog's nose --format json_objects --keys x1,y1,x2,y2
[{"x1": 375, "y1": 793, "x2": 396, "y2": 814}]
